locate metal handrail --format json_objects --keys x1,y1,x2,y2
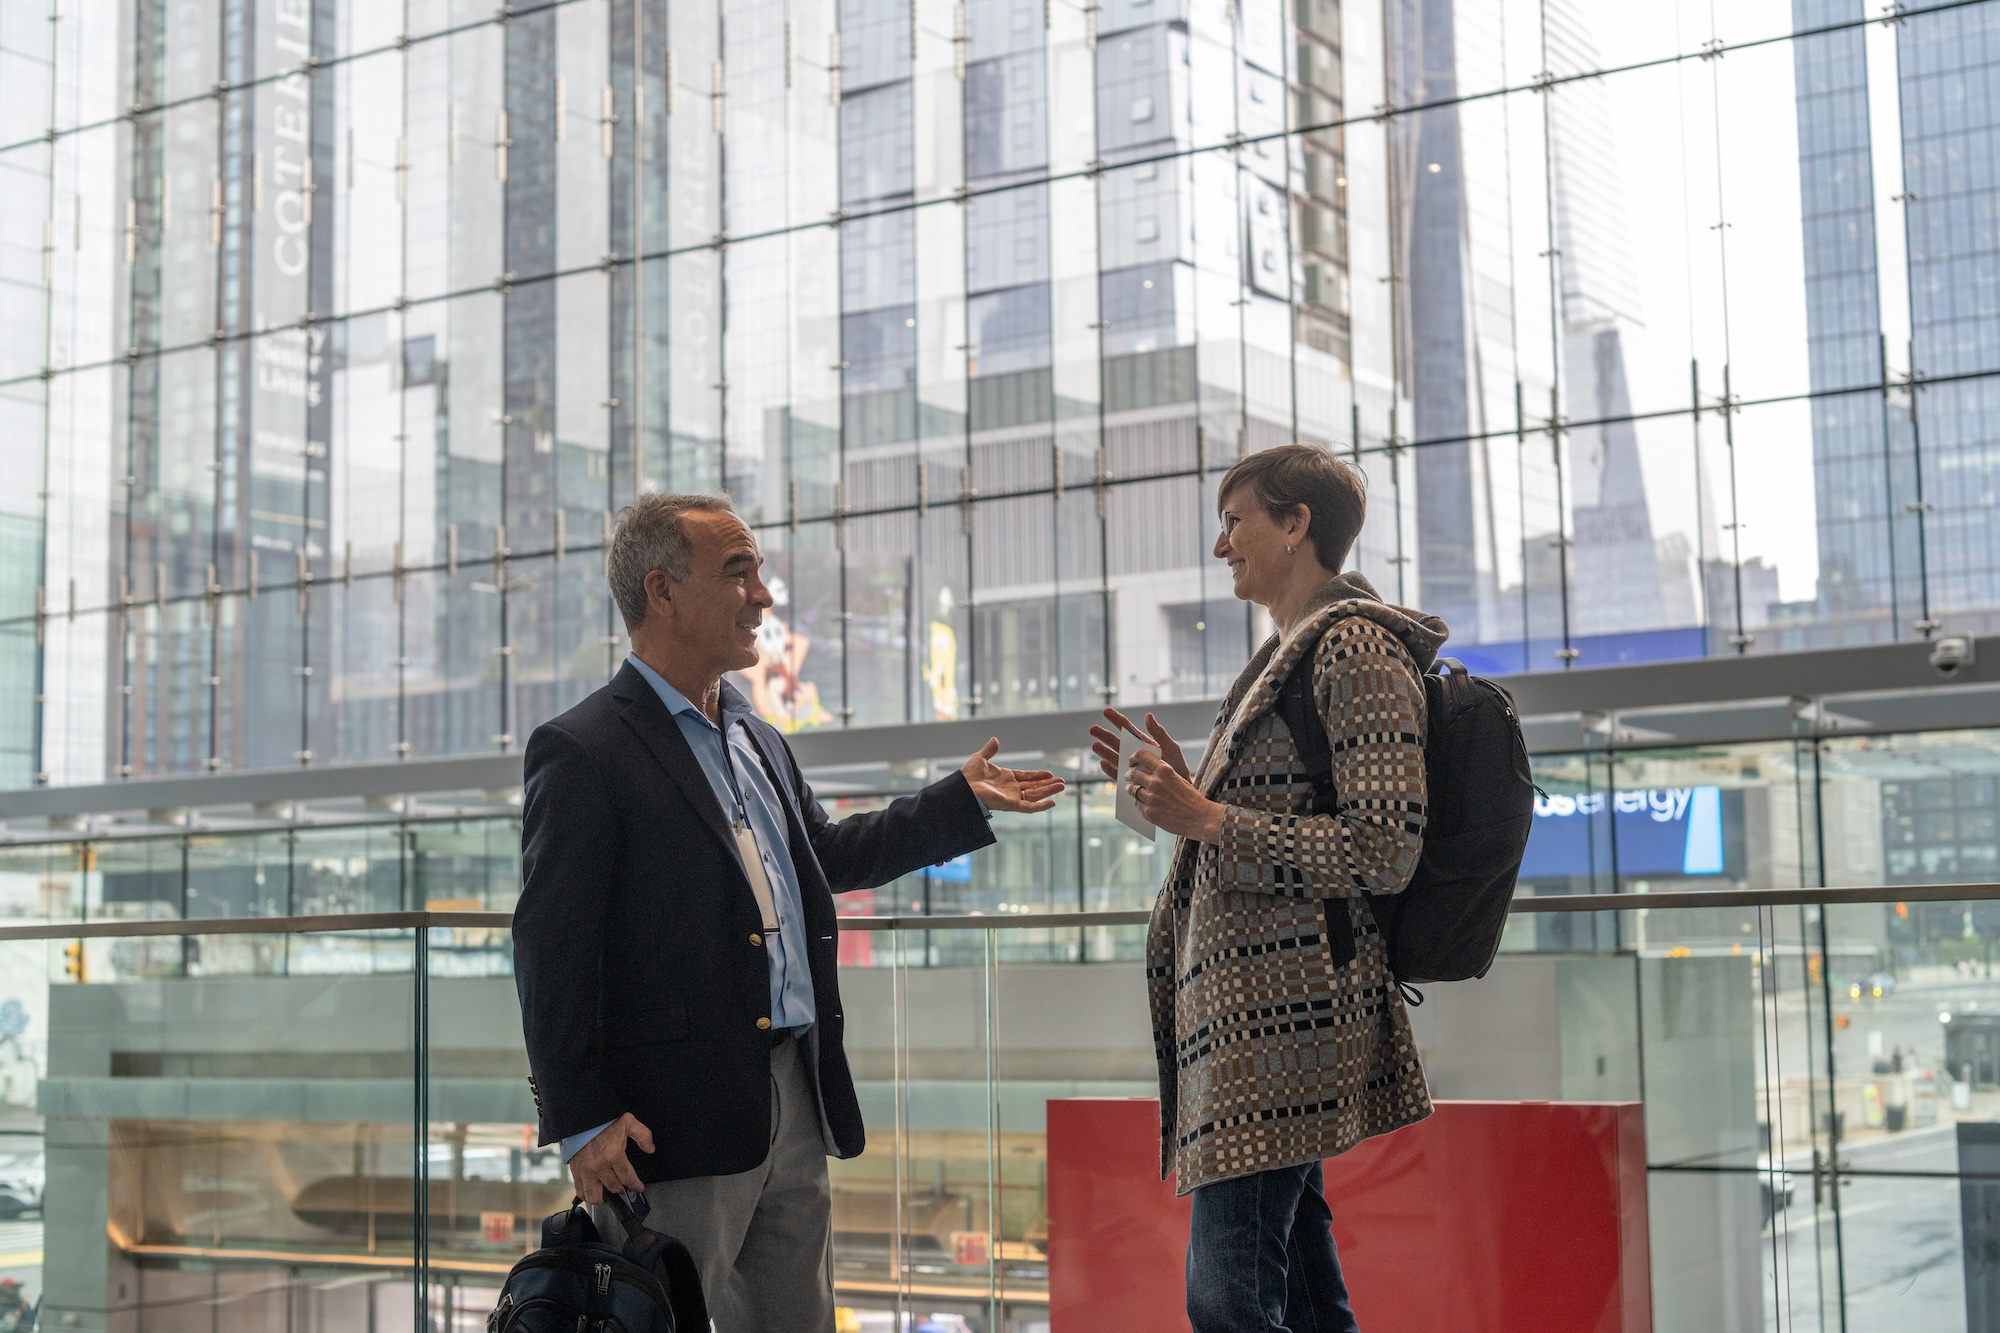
[{"x1": 0, "y1": 880, "x2": 1993, "y2": 942}]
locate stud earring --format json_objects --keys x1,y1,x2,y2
[{"x1": 1286, "y1": 546, "x2": 1296, "y2": 556}]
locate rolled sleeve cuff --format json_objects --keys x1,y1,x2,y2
[{"x1": 561, "y1": 1120, "x2": 613, "y2": 1163}]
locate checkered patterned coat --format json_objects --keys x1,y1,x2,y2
[{"x1": 1148, "y1": 573, "x2": 1447, "y2": 1192}]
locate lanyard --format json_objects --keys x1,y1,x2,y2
[
  {"x1": 703, "y1": 711, "x2": 782, "y2": 932},
  {"x1": 711, "y1": 716, "x2": 754, "y2": 830}
]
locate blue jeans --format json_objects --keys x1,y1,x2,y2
[{"x1": 1186, "y1": 1161, "x2": 1359, "y2": 1333}]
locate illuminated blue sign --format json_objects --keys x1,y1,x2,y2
[{"x1": 1519, "y1": 787, "x2": 1726, "y2": 879}]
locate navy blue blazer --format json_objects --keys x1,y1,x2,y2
[{"x1": 513, "y1": 660, "x2": 995, "y2": 1182}]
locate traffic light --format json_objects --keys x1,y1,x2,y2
[{"x1": 62, "y1": 941, "x2": 85, "y2": 982}]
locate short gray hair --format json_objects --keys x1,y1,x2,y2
[{"x1": 605, "y1": 491, "x2": 736, "y2": 631}]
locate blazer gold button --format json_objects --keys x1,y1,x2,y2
[
  {"x1": 755, "y1": 1017, "x2": 773, "y2": 1030},
  {"x1": 749, "y1": 933, "x2": 763, "y2": 946}
]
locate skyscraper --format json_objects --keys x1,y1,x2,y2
[
  {"x1": 1791, "y1": 0, "x2": 2000, "y2": 644},
  {"x1": 1388, "y1": 0, "x2": 1694, "y2": 668},
  {"x1": 11, "y1": 0, "x2": 1418, "y2": 787}
]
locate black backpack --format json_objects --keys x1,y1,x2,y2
[
  {"x1": 1274, "y1": 645, "x2": 1536, "y2": 988},
  {"x1": 488, "y1": 1193, "x2": 707, "y2": 1333}
]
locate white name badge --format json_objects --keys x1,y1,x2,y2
[
  {"x1": 1114, "y1": 737, "x2": 1158, "y2": 841},
  {"x1": 736, "y1": 824, "x2": 782, "y2": 931}
]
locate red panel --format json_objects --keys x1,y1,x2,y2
[
  {"x1": 1046, "y1": 1098, "x2": 1193, "y2": 1331},
  {"x1": 1047, "y1": 1099, "x2": 1650, "y2": 1333}
]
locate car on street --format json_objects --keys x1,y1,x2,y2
[
  {"x1": 1848, "y1": 971, "x2": 1897, "y2": 1001},
  {"x1": 0, "y1": 1147, "x2": 43, "y2": 1218}
]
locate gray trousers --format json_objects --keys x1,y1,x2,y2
[{"x1": 593, "y1": 1032, "x2": 835, "y2": 1333}]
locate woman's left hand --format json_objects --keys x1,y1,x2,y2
[{"x1": 1128, "y1": 747, "x2": 1225, "y2": 843}]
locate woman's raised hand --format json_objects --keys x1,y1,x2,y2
[{"x1": 1086, "y1": 708, "x2": 1190, "y2": 781}]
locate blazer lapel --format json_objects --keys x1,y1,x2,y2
[{"x1": 609, "y1": 662, "x2": 740, "y2": 862}]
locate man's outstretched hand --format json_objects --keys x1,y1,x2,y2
[
  {"x1": 569, "y1": 1112, "x2": 655, "y2": 1204},
  {"x1": 961, "y1": 738, "x2": 1066, "y2": 813}
]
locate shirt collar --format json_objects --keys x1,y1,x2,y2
[{"x1": 626, "y1": 656, "x2": 750, "y2": 725}]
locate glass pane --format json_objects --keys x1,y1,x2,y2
[
  {"x1": 828, "y1": 919, "x2": 902, "y2": 1310},
  {"x1": 1820, "y1": 892, "x2": 1993, "y2": 1330},
  {"x1": 23, "y1": 924, "x2": 421, "y2": 1325}
]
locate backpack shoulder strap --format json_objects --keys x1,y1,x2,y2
[
  {"x1": 1274, "y1": 642, "x2": 1334, "y2": 813},
  {"x1": 623, "y1": 1229, "x2": 709, "y2": 1333},
  {"x1": 603, "y1": 1192, "x2": 710, "y2": 1332},
  {"x1": 1271, "y1": 621, "x2": 1427, "y2": 977},
  {"x1": 1273, "y1": 632, "x2": 1360, "y2": 968}
]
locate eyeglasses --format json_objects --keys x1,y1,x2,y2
[{"x1": 1217, "y1": 513, "x2": 1243, "y2": 541}]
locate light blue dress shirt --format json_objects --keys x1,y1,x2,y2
[{"x1": 563, "y1": 656, "x2": 817, "y2": 1162}]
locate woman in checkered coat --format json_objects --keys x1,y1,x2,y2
[{"x1": 1089, "y1": 444, "x2": 1446, "y2": 1333}]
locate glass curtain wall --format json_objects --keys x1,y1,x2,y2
[
  {"x1": 1, "y1": 897, "x2": 1997, "y2": 1327},
  {"x1": 5, "y1": 0, "x2": 2000, "y2": 789}
]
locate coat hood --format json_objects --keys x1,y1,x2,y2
[
  {"x1": 1288, "y1": 571, "x2": 1448, "y2": 674},
  {"x1": 1191, "y1": 571, "x2": 1449, "y2": 799}
]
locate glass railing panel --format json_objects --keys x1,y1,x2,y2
[
  {"x1": 829, "y1": 922, "x2": 908, "y2": 1317},
  {"x1": 1815, "y1": 892, "x2": 1995, "y2": 1327},
  {"x1": 1829, "y1": 1164, "x2": 1963, "y2": 1327},
  {"x1": 1, "y1": 877, "x2": 1983, "y2": 1330},
  {"x1": 418, "y1": 952, "x2": 550, "y2": 1328},
  {"x1": 13, "y1": 922, "x2": 424, "y2": 1331},
  {"x1": 1755, "y1": 898, "x2": 1848, "y2": 1333},
  {"x1": 1405, "y1": 912, "x2": 1641, "y2": 1103},
  {"x1": 0, "y1": 931, "x2": 48, "y2": 1329},
  {"x1": 184, "y1": 830, "x2": 293, "y2": 920},
  {"x1": 408, "y1": 819, "x2": 523, "y2": 914},
  {"x1": 831, "y1": 924, "x2": 1017, "y2": 1325},
  {"x1": 90, "y1": 838, "x2": 184, "y2": 924},
  {"x1": 289, "y1": 826, "x2": 414, "y2": 917},
  {"x1": 1412, "y1": 898, "x2": 1818, "y2": 1330},
  {"x1": 990, "y1": 924, "x2": 1155, "y2": 1331},
  {"x1": 0, "y1": 843, "x2": 86, "y2": 922},
  {"x1": 1616, "y1": 899, "x2": 1822, "y2": 1332},
  {"x1": 889, "y1": 926, "x2": 1004, "y2": 1323}
]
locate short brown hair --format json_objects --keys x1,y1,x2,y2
[
  {"x1": 604, "y1": 491, "x2": 737, "y2": 631},
  {"x1": 1216, "y1": 444, "x2": 1367, "y2": 571}
]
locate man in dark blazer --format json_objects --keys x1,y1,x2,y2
[{"x1": 513, "y1": 491, "x2": 1061, "y2": 1332}]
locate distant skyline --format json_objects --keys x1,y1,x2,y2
[{"x1": 1585, "y1": 0, "x2": 1822, "y2": 605}]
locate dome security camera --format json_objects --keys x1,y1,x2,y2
[{"x1": 1930, "y1": 635, "x2": 1976, "y2": 677}]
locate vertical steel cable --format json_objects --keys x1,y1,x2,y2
[
  {"x1": 1535, "y1": 0, "x2": 1576, "y2": 669},
  {"x1": 30, "y1": 0, "x2": 60, "y2": 787},
  {"x1": 1699, "y1": 3, "x2": 1748, "y2": 655},
  {"x1": 413, "y1": 920, "x2": 430, "y2": 1331},
  {"x1": 985, "y1": 928, "x2": 1002, "y2": 1326}
]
